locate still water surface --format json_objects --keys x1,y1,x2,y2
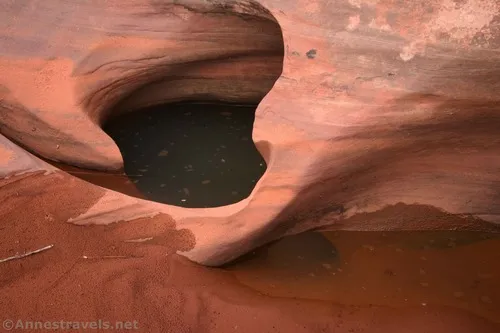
[{"x1": 226, "y1": 230, "x2": 499, "y2": 323}]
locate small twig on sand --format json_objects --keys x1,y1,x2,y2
[
  {"x1": 123, "y1": 237, "x2": 154, "y2": 243},
  {"x1": 81, "y1": 255, "x2": 143, "y2": 260},
  {"x1": 0, "y1": 244, "x2": 54, "y2": 263}
]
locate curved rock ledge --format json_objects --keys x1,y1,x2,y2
[{"x1": 1, "y1": 0, "x2": 500, "y2": 265}]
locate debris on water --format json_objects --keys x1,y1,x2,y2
[
  {"x1": 480, "y1": 295, "x2": 492, "y2": 304},
  {"x1": 102, "y1": 103, "x2": 266, "y2": 208},
  {"x1": 362, "y1": 244, "x2": 375, "y2": 251},
  {"x1": 384, "y1": 269, "x2": 395, "y2": 277},
  {"x1": 478, "y1": 273, "x2": 494, "y2": 279}
]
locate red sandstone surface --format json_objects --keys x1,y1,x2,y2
[{"x1": 1, "y1": 0, "x2": 500, "y2": 331}]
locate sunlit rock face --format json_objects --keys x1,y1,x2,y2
[{"x1": 1, "y1": 0, "x2": 500, "y2": 266}]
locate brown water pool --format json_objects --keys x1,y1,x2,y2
[{"x1": 225, "y1": 230, "x2": 500, "y2": 323}]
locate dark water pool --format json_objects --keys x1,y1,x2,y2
[{"x1": 98, "y1": 102, "x2": 266, "y2": 207}]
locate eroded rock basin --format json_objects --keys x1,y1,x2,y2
[
  {"x1": 39, "y1": 98, "x2": 500, "y2": 329},
  {"x1": 45, "y1": 104, "x2": 500, "y2": 327}
]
